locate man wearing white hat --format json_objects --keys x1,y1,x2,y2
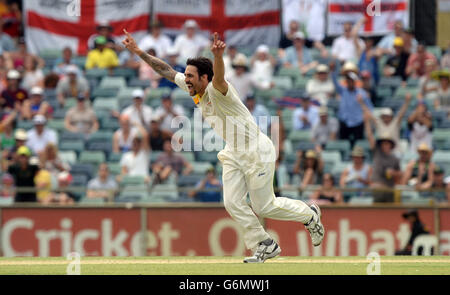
[
  {"x1": 121, "y1": 88, "x2": 154, "y2": 129},
  {"x1": 123, "y1": 30, "x2": 324, "y2": 263},
  {"x1": 306, "y1": 64, "x2": 335, "y2": 106},
  {"x1": 0, "y1": 69, "x2": 28, "y2": 110},
  {"x1": 173, "y1": 19, "x2": 209, "y2": 64},
  {"x1": 250, "y1": 44, "x2": 276, "y2": 90},
  {"x1": 26, "y1": 114, "x2": 58, "y2": 155},
  {"x1": 138, "y1": 20, "x2": 173, "y2": 59},
  {"x1": 227, "y1": 54, "x2": 254, "y2": 99},
  {"x1": 21, "y1": 86, "x2": 51, "y2": 120},
  {"x1": 56, "y1": 65, "x2": 89, "y2": 107}
]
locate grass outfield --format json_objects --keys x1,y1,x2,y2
[{"x1": 0, "y1": 256, "x2": 449, "y2": 275}]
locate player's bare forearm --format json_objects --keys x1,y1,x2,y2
[
  {"x1": 211, "y1": 32, "x2": 228, "y2": 95},
  {"x1": 139, "y1": 51, "x2": 177, "y2": 82}
]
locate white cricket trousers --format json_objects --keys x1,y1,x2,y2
[{"x1": 218, "y1": 137, "x2": 315, "y2": 250}]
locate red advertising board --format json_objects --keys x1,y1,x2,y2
[
  {"x1": 265, "y1": 208, "x2": 436, "y2": 256},
  {"x1": 1, "y1": 208, "x2": 140, "y2": 257}
]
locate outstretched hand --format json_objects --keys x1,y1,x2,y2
[
  {"x1": 210, "y1": 32, "x2": 226, "y2": 57},
  {"x1": 122, "y1": 29, "x2": 141, "y2": 55}
]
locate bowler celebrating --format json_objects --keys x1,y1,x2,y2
[{"x1": 122, "y1": 30, "x2": 324, "y2": 263}]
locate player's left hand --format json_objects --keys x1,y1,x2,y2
[{"x1": 211, "y1": 32, "x2": 226, "y2": 57}]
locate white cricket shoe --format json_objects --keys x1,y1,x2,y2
[
  {"x1": 243, "y1": 239, "x2": 281, "y2": 263},
  {"x1": 306, "y1": 203, "x2": 325, "y2": 246}
]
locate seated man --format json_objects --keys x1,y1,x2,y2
[
  {"x1": 311, "y1": 106, "x2": 338, "y2": 149},
  {"x1": 43, "y1": 171, "x2": 75, "y2": 205},
  {"x1": 152, "y1": 139, "x2": 192, "y2": 184},
  {"x1": 339, "y1": 146, "x2": 372, "y2": 197},
  {"x1": 119, "y1": 134, "x2": 151, "y2": 182},
  {"x1": 85, "y1": 36, "x2": 119, "y2": 70},
  {"x1": 148, "y1": 118, "x2": 173, "y2": 151},
  {"x1": 26, "y1": 115, "x2": 58, "y2": 156},
  {"x1": 86, "y1": 163, "x2": 118, "y2": 201},
  {"x1": 153, "y1": 94, "x2": 185, "y2": 133},
  {"x1": 56, "y1": 65, "x2": 90, "y2": 107},
  {"x1": 188, "y1": 167, "x2": 222, "y2": 202},
  {"x1": 292, "y1": 96, "x2": 319, "y2": 130},
  {"x1": 64, "y1": 95, "x2": 99, "y2": 136},
  {"x1": 21, "y1": 86, "x2": 52, "y2": 120},
  {"x1": 402, "y1": 143, "x2": 435, "y2": 190}
]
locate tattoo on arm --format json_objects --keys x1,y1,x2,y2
[{"x1": 138, "y1": 51, "x2": 177, "y2": 82}]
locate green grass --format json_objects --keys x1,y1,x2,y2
[{"x1": 0, "y1": 256, "x2": 449, "y2": 275}]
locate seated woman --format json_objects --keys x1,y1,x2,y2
[
  {"x1": 293, "y1": 149, "x2": 324, "y2": 189},
  {"x1": 339, "y1": 146, "x2": 372, "y2": 197},
  {"x1": 310, "y1": 173, "x2": 343, "y2": 204},
  {"x1": 402, "y1": 143, "x2": 435, "y2": 190}
]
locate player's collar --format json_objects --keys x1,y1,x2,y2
[{"x1": 193, "y1": 94, "x2": 201, "y2": 105}]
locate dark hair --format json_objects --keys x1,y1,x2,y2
[{"x1": 186, "y1": 57, "x2": 213, "y2": 82}]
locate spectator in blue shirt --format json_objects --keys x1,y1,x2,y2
[
  {"x1": 245, "y1": 94, "x2": 271, "y2": 134},
  {"x1": 282, "y1": 31, "x2": 317, "y2": 75},
  {"x1": 189, "y1": 168, "x2": 222, "y2": 202},
  {"x1": 292, "y1": 96, "x2": 319, "y2": 130},
  {"x1": 331, "y1": 61, "x2": 373, "y2": 147}
]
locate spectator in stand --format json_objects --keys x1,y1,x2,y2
[
  {"x1": 56, "y1": 65, "x2": 90, "y2": 107},
  {"x1": 118, "y1": 48, "x2": 140, "y2": 71},
  {"x1": 306, "y1": 64, "x2": 335, "y2": 106},
  {"x1": 86, "y1": 163, "x2": 118, "y2": 202},
  {"x1": 7, "y1": 146, "x2": 39, "y2": 202},
  {"x1": 0, "y1": 54, "x2": 8, "y2": 93},
  {"x1": 359, "y1": 92, "x2": 412, "y2": 153},
  {"x1": 331, "y1": 21, "x2": 365, "y2": 63},
  {"x1": 154, "y1": 94, "x2": 185, "y2": 133},
  {"x1": 119, "y1": 134, "x2": 151, "y2": 182},
  {"x1": 0, "y1": 69, "x2": 27, "y2": 111},
  {"x1": 378, "y1": 20, "x2": 416, "y2": 55},
  {"x1": 223, "y1": 45, "x2": 244, "y2": 79},
  {"x1": 292, "y1": 96, "x2": 319, "y2": 131},
  {"x1": 245, "y1": 94, "x2": 271, "y2": 133},
  {"x1": 3, "y1": 37, "x2": 43, "y2": 73},
  {"x1": 227, "y1": 54, "x2": 254, "y2": 99},
  {"x1": 0, "y1": 173, "x2": 15, "y2": 204},
  {"x1": 250, "y1": 45, "x2": 276, "y2": 90},
  {"x1": 188, "y1": 167, "x2": 222, "y2": 202},
  {"x1": 310, "y1": 173, "x2": 343, "y2": 204},
  {"x1": 402, "y1": 28, "x2": 418, "y2": 54},
  {"x1": 39, "y1": 142, "x2": 69, "y2": 180},
  {"x1": 43, "y1": 171, "x2": 75, "y2": 205},
  {"x1": 0, "y1": 1, "x2": 21, "y2": 38},
  {"x1": 0, "y1": 18, "x2": 15, "y2": 54},
  {"x1": 139, "y1": 48, "x2": 161, "y2": 88},
  {"x1": 440, "y1": 41, "x2": 450, "y2": 69},
  {"x1": 121, "y1": 89, "x2": 153, "y2": 129},
  {"x1": 1, "y1": 127, "x2": 26, "y2": 172},
  {"x1": 0, "y1": 109, "x2": 16, "y2": 150},
  {"x1": 53, "y1": 47, "x2": 80, "y2": 77},
  {"x1": 365, "y1": 116, "x2": 402, "y2": 203},
  {"x1": 138, "y1": 20, "x2": 172, "y2": 59},
  {"x1": 360, "y1": 70, "x2": 379, "y2": 106},
  {"x1": 26, "y1": 114, "x2": 58, "y2": 156},
  {"x1": 152, "y1": 139, "x2": 192, "y2": 184},
  {"x1": 21, "y1": 86, "x2": 52, "y2": 120},
  {"x1": 282, "y1": 31, "x2": 317, "y2": 75},
  {"x1": 402, "y1": 143, "x2": 435, "y2": 190},
  {"x1": 85, "y1": 36, "x2": 119, "y2": 70},
  {"x1": 383, "y1": 37, "x2": 410, "y2": 81},
  {"x1": 407, "y1": 101, "x2": 433, "y2": 152},
  {"x1": 352, "y1": 19, "x2": 380, "y2": 85},
  {"x1": 158, "y1": 47, "x2": 185, "y2": 89},
  {"x1": 64, "y1": 95, "x2": 99, "y2": 136},
  {"x1": 331, "y1": 62, "x2": 373, "y2": 147},
  {"x1": 173, "y1": 20, "x2": 209, "y2": 64},
  {"x1": 419, "y1": 60, "x2": 440, "y2": 100},
  {"x1": 311, "y1": 106, "x2": 338, "y2": 149},
  {"x1": 406, "y1": 42, "x2": 437, "y2": 78},
  {"x1": 339, "y1": 146, "x2": 372, "y2": 196},
  {"x1": 112, "y1": 114, "x2": 139, "y2": 153},
  {"x1": 87, "y1": 21, "x2": 118, "y2": 51},
  {"x1": 430, "y1": 69, "x2": 450, "y2": 113},
  {"x1": 21, "y1": 55, "x2": 44, "y2": 91},
  {"x1": 293, "y1": 149, "x2": 324, "y2": 188},
  {"x1": 148, "y1": 117, "x2": 172, "y2": 151}
]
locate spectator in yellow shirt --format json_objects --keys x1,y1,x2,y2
[{"x1": 85, "y1": 36, "x2": 119, "y2": 70}]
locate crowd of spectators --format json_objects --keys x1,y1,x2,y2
[{"x1": 0, "y1": 7, "x2": 449, "y2": 205}]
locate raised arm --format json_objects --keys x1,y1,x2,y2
[
  {"x1": 396, "y1": 92, "x2": 412, "y2": 121},
  {"x1": 122, "y1": 29, "x2": 177, "y2": 82},
  {"x1": 210, "y1": 32, "x2": 228, "y2": 95}
]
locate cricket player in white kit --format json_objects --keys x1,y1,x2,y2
[{"x1": 123, "y1": 30, "x2": 324, "y2": 263}]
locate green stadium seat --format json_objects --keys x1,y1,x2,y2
[
  {"x1": 196, "y1": 151, "x2": 218, "y2": 164},
  {"x1": 79, "y1": 151, "x2": 106, "y2": 165},
  {"x1": 191, "y1": 161, "x2": 214, "y2": 174},
  {"x1": 99, "y1": 76, "x2": 127, "y2": 89},
  {"x1": 59, "y1": 150, "x2": 77, "y2": 165},
  {"x1": 427, "y1": 46, "x2": 442, "y2": 59},
  {"x1": 331, "y1": 161, "x2": 350, "y2": 175},
  {"x1": 321, "y1": 151, "x2": 342, "y2": 167},
  {"x1": 107, "y1": 162, "x2": 121, "y2": 176},
  {"x1": 121, "y1": 175, "x2": 146, "y2": 185},
  {"x1": 87, "y1": 131, "x2": 113, "y2": 144},
  {"x1": 80, "y1": 197, "x2": 105, "y2": 204},
  {"x1": 116, "y1": 185, "x2": 148, "y2": 203},
  {"x1": 432, "y1": 129, "x2": 450, "y2": 144},
  {"x1": 47, "y1": 119, "x2": 66, "y2": 132},
  {"x1": 59, "y1": 139, "x2": 84, "y2": 155},
  {"x1": 150, "y1": 183, "x2": 179, "y2": 201},
  {"x1": 294, "y1": 76, "x2": 308, "y2": 89},
  {"x1": 172, "y1": 88, "x2": 191, "y2": 101},
  {"x1": 92, "y1": 97, "x2": 119, "y2": 112},
  {"x1": 288, "y1": 130, "x2": 311, "y2": 142},
  {"x1": 111, "y1": 68, "x2": 137, "y2": 79},
  {"x1": 277, "y1": 67, "x2": 301, "y2": 80},
  {"x1": 254, "y1": 88, "x2": 284, "y2": 101},
  {"x1": 432, "y1": 151, "x2": 450, "y2": 164},
  {"x1": 325, "y1": 140, "x2": 351, "y2": 158},
  {"x1": 181, "y1": 151, "x2": 195, "y2": 162},
  {"x1": 109, "y1": 153, "x2": 122, "y2": 162},
  {"x1": 272, "y1": 76, "x2": 293, "y2": 90},
  {"x1": 16, "y1": 120, "x2": 34, "y2": 130},
  {"x1": 146, "y1": 87, "x2": 172, "y2": 101},
  {"x1": 85, "y1": 68, "x2": 108, "y2": 80},
  {"x1": 393, "y1": 86, "x2": 419, "y2": 99},
  {"x1": 128, "y1": 78, "x2": 151, "y2": 88},
  {"x1": 116, "y1": 87, "x2": 141, "y2": 100},
  {"x1": 92, "y1": 87, "x2": 119, "y2": 99},
  {"x1": 39, "y1": 48, "x2": 62, "y2": 59}
]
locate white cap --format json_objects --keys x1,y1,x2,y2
[
  {"x1": 30, "y1": 86, "x2": 43, "y2": 96},
  {"x1": 65, "y1": 65, "x2": 78, "y2": 75},
  {"x1": 132, "y1": 89, "x2": 145, "y2": 98},
  {"x1": 347, "y1": 72, "x2": 359, "y2": 81},
  {"x1": 166, "y1": 46, "x2": 179, "y2": 56},
  {"x1": 33, "y1": 114, "x2": 47, "y2": 125},
  {"x1": 293, "y1": 31, "x2": 305, "y2": 40},
  {"x1": 445, "y1": 176, "x2": 450, "y2": 184},
  {"x1": 183, "y1": 19, "x2": 198, "y2": 29},
  {"x1": 7, "y1": 69, "x2": 20, "y2": 80},
  {"x1": 256, "y1": 44, "x2": 269, "y2": 54},
  {"x1": 316, "y1": 64, "x2": 329, "y2": 73},
  {"x1": 380, "y1": 108, "x2": 394, "y2": 117}
]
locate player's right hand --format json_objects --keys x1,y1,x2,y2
[{"x1": 122, "y1": 29, "x2": 140, "y2": 55}]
